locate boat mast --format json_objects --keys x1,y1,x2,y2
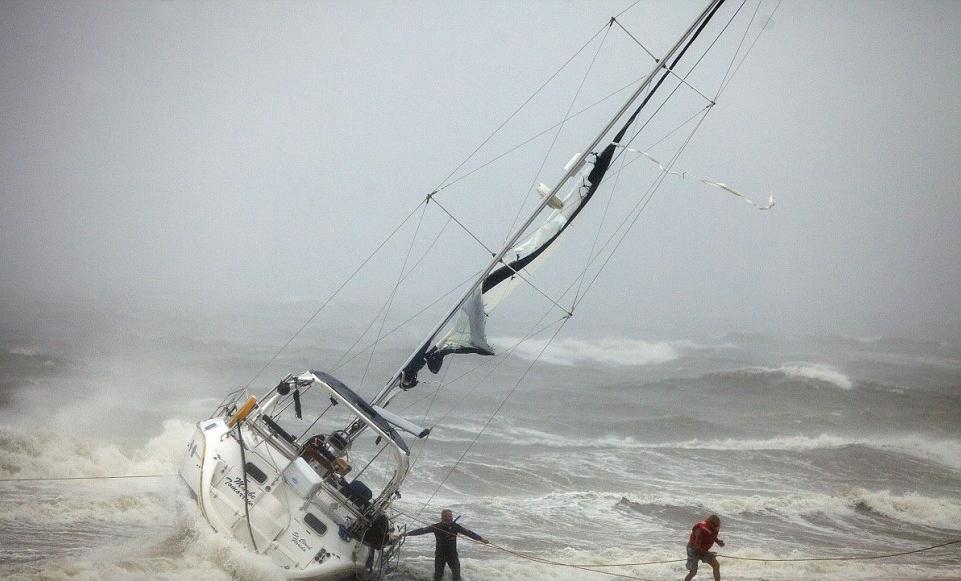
[{"x1": 368, "y1": 0, "x2": 726, "y2": 412}]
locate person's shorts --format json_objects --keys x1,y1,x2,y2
[{"x1": 686, "y1": 545, "x2": 713, "y2": 570}]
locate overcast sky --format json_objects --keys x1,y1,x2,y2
[{"x1": 1, "y1": 0, "x2": 959, "y2": 342}]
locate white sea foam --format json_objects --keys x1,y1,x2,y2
[
  {"x1": 615, "y1": 486, "x2": 961, "y2": 531},
  {"x1": 415, "y1": 550, "x2": 948, "y2": 581},
  {"x1": 664, "y1": 434, "x2": 961, "y2": 472},
  {"x1": 668, "y1": 338, "x2": 738, "y2": 350},
  {"x1": 0, "y1": 421, "x2": 284, "y2": 581},
  {"x1": 403, "y1": 490, "x2": 961, "y2": 580},
  {"x1": 492, "y1": 336, "x2": 679, "y2": 366},
  {"x1": 497, "y1": 431, "x2": 961, "y2": 477},
  {"x1": 0, "y1": 418, "x2": 195, "y2": 479},
  {"x1": 426, "y1": 425, "x2": 961, "y2": 474},
  {"x1": 8, "y1": 346, "x2": 42, "y2": 356},
  {"x1": 739, "y1": 363, "x2": 854, "y2": 389}
]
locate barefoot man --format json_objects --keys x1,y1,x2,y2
[{"x1": 685, "y1": 514, "x2": 725, "y2": 581}]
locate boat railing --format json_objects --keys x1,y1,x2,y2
[{"x1": 210, "y1": 386, "x2": 249, "y2": 419}]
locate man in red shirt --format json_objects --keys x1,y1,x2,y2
[{"x1": 685, "y1": 514, "x2": 725, "y2": 581}]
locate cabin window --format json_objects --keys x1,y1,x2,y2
[
  {"x1": 304, "y1": 512, "x2": 327, "y2": 536},
  {"x1": 244, "y1": 462, "x2": 267, "y2": 484}
]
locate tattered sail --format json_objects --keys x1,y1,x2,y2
[
  {"x1": 387, "y1": 0, "x2": 728, "y2": 394},
  {"x1": 402, "y1": 147, "x2": 618, "y2": 387}
]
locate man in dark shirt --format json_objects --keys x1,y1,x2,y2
[{"x1": 405, "y1": 509, "x2": 489, "y2": 581}]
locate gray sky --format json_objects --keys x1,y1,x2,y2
[{"x1": 2, "y1": 0, "x2": 959, "y2": 341}]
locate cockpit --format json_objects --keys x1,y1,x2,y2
[{"x1": 251, "y1": 370, "x2": 416, "y2": 516}]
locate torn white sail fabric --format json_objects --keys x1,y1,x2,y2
[
  {"x1": 436, "y1": 161, "x2": 595, "y2": 356},
  {"x1": 436, "y1": 285, "x2": 494, "y2": 356}
]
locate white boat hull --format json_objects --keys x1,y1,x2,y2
[{"x1": 179, "y1": 418, "x2": 380, "y2": 580}]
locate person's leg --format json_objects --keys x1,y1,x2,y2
[
  {"x1": 434, "y1": 551, "x2": 446, "y2": 581},
  {"x1": 684, "y1": 546, "x2": 698, "y2": 581},
  {"x1": 707, "y1": 556, "x2": 721, "y2": 581},
  {"x1": 448, "y1": 553, "x2": 461, "y2": 581}
]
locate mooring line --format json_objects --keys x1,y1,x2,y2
[
  {"x1": 7, "y1": 473, "x2": 959, "y2": 576},
  {"x1": 393, "y1": 507, "x2": 961, "y2": 576}
]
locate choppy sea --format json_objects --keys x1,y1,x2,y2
[{"x1": 2, "y1": 302, "x2": 960, "y2": 580}]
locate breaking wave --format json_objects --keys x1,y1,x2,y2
[
  {"x1": 617, "y1": 488, "x2": 961, "y2": 531},
  {"x1": 0, "y1": 419, "x2": 194, "y2": 479},
  {"x1": 431, "y1": 425, "x2": 961, "y2": 474},
  {"x1": 730, "y1": 363, "x2": 854, "y2": 389},
  {"x1": 493, "y1": 336, "x2": 678, "y2": 366},
  {"x1": 659, "y1": 434, "x2": 961, "y2": 473}
]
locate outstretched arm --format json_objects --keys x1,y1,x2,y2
[
  {"x1": 405, "y1": 526, "x2": 433, "y2": 537},
  {"x1": 455, "y1": 524, "x2": 489, "y2": 544}
]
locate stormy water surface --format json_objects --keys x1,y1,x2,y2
[{"x1": 1, "y1": 300, "x2": 960, "y2": 580}]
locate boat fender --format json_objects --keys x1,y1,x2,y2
[{"x1": 228, "y1": 396, "x2": 257, "y2": 428}]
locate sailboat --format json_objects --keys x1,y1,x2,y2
[{"x1": 178, "y1": 0, "x2": 770, "y2": 578}]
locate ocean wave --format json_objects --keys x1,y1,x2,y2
[
  {"x1": 0, "y1": 418, "x2": 195, "y2": 479},
  {"x1": 399, "y1": 548, "x2": 949, "y2": 581},
  {"x1": 663, "y1": 434, "x2": 961, "y2": 472},
  {"x1": 615, "y1": 487, "x2": 961, "y2": 531},
  {"x1": 727, "y1": 363, "x2": 854, "y2": 389},
  {"x1": 1, "y1": 513, "x2": 285, "y2": 581},
  {"x1": 427, "y1": 425, "x2": 961, "y2": 475},
  {"x1": 491, "y1": 336, "x2": 678, "y2": 366}
]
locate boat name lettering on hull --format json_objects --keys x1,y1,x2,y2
[
  {"x1": 291, "y1": 531, "x2": 312, "y2": 552},
  {"x1": 222, "y1": 475, "x2": 256, "y2": 505}
]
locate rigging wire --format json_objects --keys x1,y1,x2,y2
[
  {"x1": 423, "y1": 313, "x2": 571, "y2": 432},
  {"x1": 416, "y1": 315, "x2": 571, "y2": 515},
  {"x1": 716, "y1": 0, "x2": 784, "y2": 99},
  {"x1": 503, "y1": 20, "x2": 613, "y2": 247},
  {"x1": 332, "y1": 217, "x2": 452, "y2": 370},
  {"x1": 573, "y1": 108, "x2": 713, "y2": 313},
  {"x1": 714, "y1": 0, "x2": 763, "y2": 99},
  {"x1": 566, "y1": 0, "x2": 763, "y2": 311},
  {"x1": 572, "y1": 100, "x2": 633, "y2": 305},
  {"x1": 330, "y1": 269, "x2": 481, "y2": 373},
  {"x1": 427, "y1": 196, "x2": 573, "y2": 317},
  {"x1": 240, "y1": 199, "x2": 427, "y2": 390},
  {"x1": 565, "y1": 3, "x2": 747, "y2": 307},
  {"x1": 612, "y1": 18, "x2": 716, "y2": 105},
  {"x1": 613, "y1": 0, "x2": 645, "y2": 20},
  {"x1": 359, "y1": 202, "x2": 430, "y2": 391},
  {"x1": 436, "y1": 76, "x2": 642, "y2": 193},
  {"x1": 433, "y1": 22, "x2": 613, "y2": 193},
  {"x1": 406, "y1": 361, "x2": 449, "y2": 473}
]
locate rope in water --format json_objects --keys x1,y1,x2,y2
[
  {"x1": 4, "y1": 474, "x2": 960, "y2": 574},
  {"x1": 394, "y1": 507, "x2": 961, "y2": 574}
]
